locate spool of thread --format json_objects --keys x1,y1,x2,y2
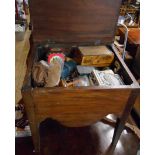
[{"x1": 48, "y1": 53, "x2": 65, "y2": 70}]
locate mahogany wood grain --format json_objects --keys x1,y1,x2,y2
[
  {"x1": 119, "y1": 28, "x2": 140, "y2": 45},
  {"x1": 30, "y1": 87, "x2": 132, "y2": 127},
  {"x1": 29, "y1": 0, "x2": 121, "y2": 45}
]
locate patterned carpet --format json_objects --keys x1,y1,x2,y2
[{"x1": 15, "y1": 99, "x2": 31, "y2": 137}]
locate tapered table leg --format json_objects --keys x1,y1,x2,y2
[
  {"x1": 30, "y1": 122, "x2": 40, "y2": 153},
  {"x1": 111, "y1": 90, "x2": 138, "y2": 147}
]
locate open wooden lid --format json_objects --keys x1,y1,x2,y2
[{"x1": 30, "y1": 0, "x2": 121, "y2": 45}]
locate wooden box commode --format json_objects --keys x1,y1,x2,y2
[{"x1": 22, "y1": 0, "x2": 140, "y2": 153}]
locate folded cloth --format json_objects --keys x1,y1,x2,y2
[
  {"x1": 32, "y1": 61, "x2": 48, "y2": 87},
  {"x1": 45, "y1": 60, "x2": 62, "y2": 87}
]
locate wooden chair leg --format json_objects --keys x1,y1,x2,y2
[{"x1": 111, "y1": 90, "x2": 138, "y2": 147}]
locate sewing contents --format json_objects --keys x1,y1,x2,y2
[
  {"x1": 59, "y1": 79, "x2": 74, "y2": 87},
  {"x1": 40, "y1": 60, "x2": 49, "y2": 68},
  {"x1": 60, "y1": 75, "x2": 90, "y2": 87},
  {"x1": 73, "y1": 46, "x2": 114, "y2": 67},
  {"x1": 90, "y1": 69, "x2": 124, "y2": 87},
  {"x1": 32, "y1": 61, "x2": 48, "y2": 87},
  {"x1": 77, "y1": 66, "x2": 95, "y2": 75},
  {"x1": 31, "y1": 46, "x2": 126, "y2": 88},
  {"x1": 61, "y1": 60, "x2": 77, "y2": 79},
  {"x1": 46, "y1": 47, "x2": 64, "y2": 54},
  {"x1": 72, "y1": 76, "x2": 90, "y2": 87},
  {"x1": 48, "y1": 52, "x2": 65, "y2": 68},
  {"x1": 45, "y1": 53, "x2": 65, "y2": 87}
]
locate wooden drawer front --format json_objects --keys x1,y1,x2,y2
[{"x1": 32, "y1": 88, "x2": 131, "y2": 127}]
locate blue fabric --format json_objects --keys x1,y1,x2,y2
[{"x1": 61, "y1": 61, "x2": 77, "y2": 79}]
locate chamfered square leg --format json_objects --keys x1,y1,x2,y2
[{"x1": 111, "y1": 90, "x2": 138, "y2": 147}]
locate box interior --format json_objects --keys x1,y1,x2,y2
[{"x1": 30, "y1": 43, "x2": 134, "y2": 88}]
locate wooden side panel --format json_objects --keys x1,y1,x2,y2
[
  {"x1": 30, "y1": 0, "x2": 121, "y2": 44},
  {"x1": 31, "y1": 88, "x2": 133, "y2": 127},
  {"x1": 111, "y1": 44, "x2": 139, "y2": 86}
]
